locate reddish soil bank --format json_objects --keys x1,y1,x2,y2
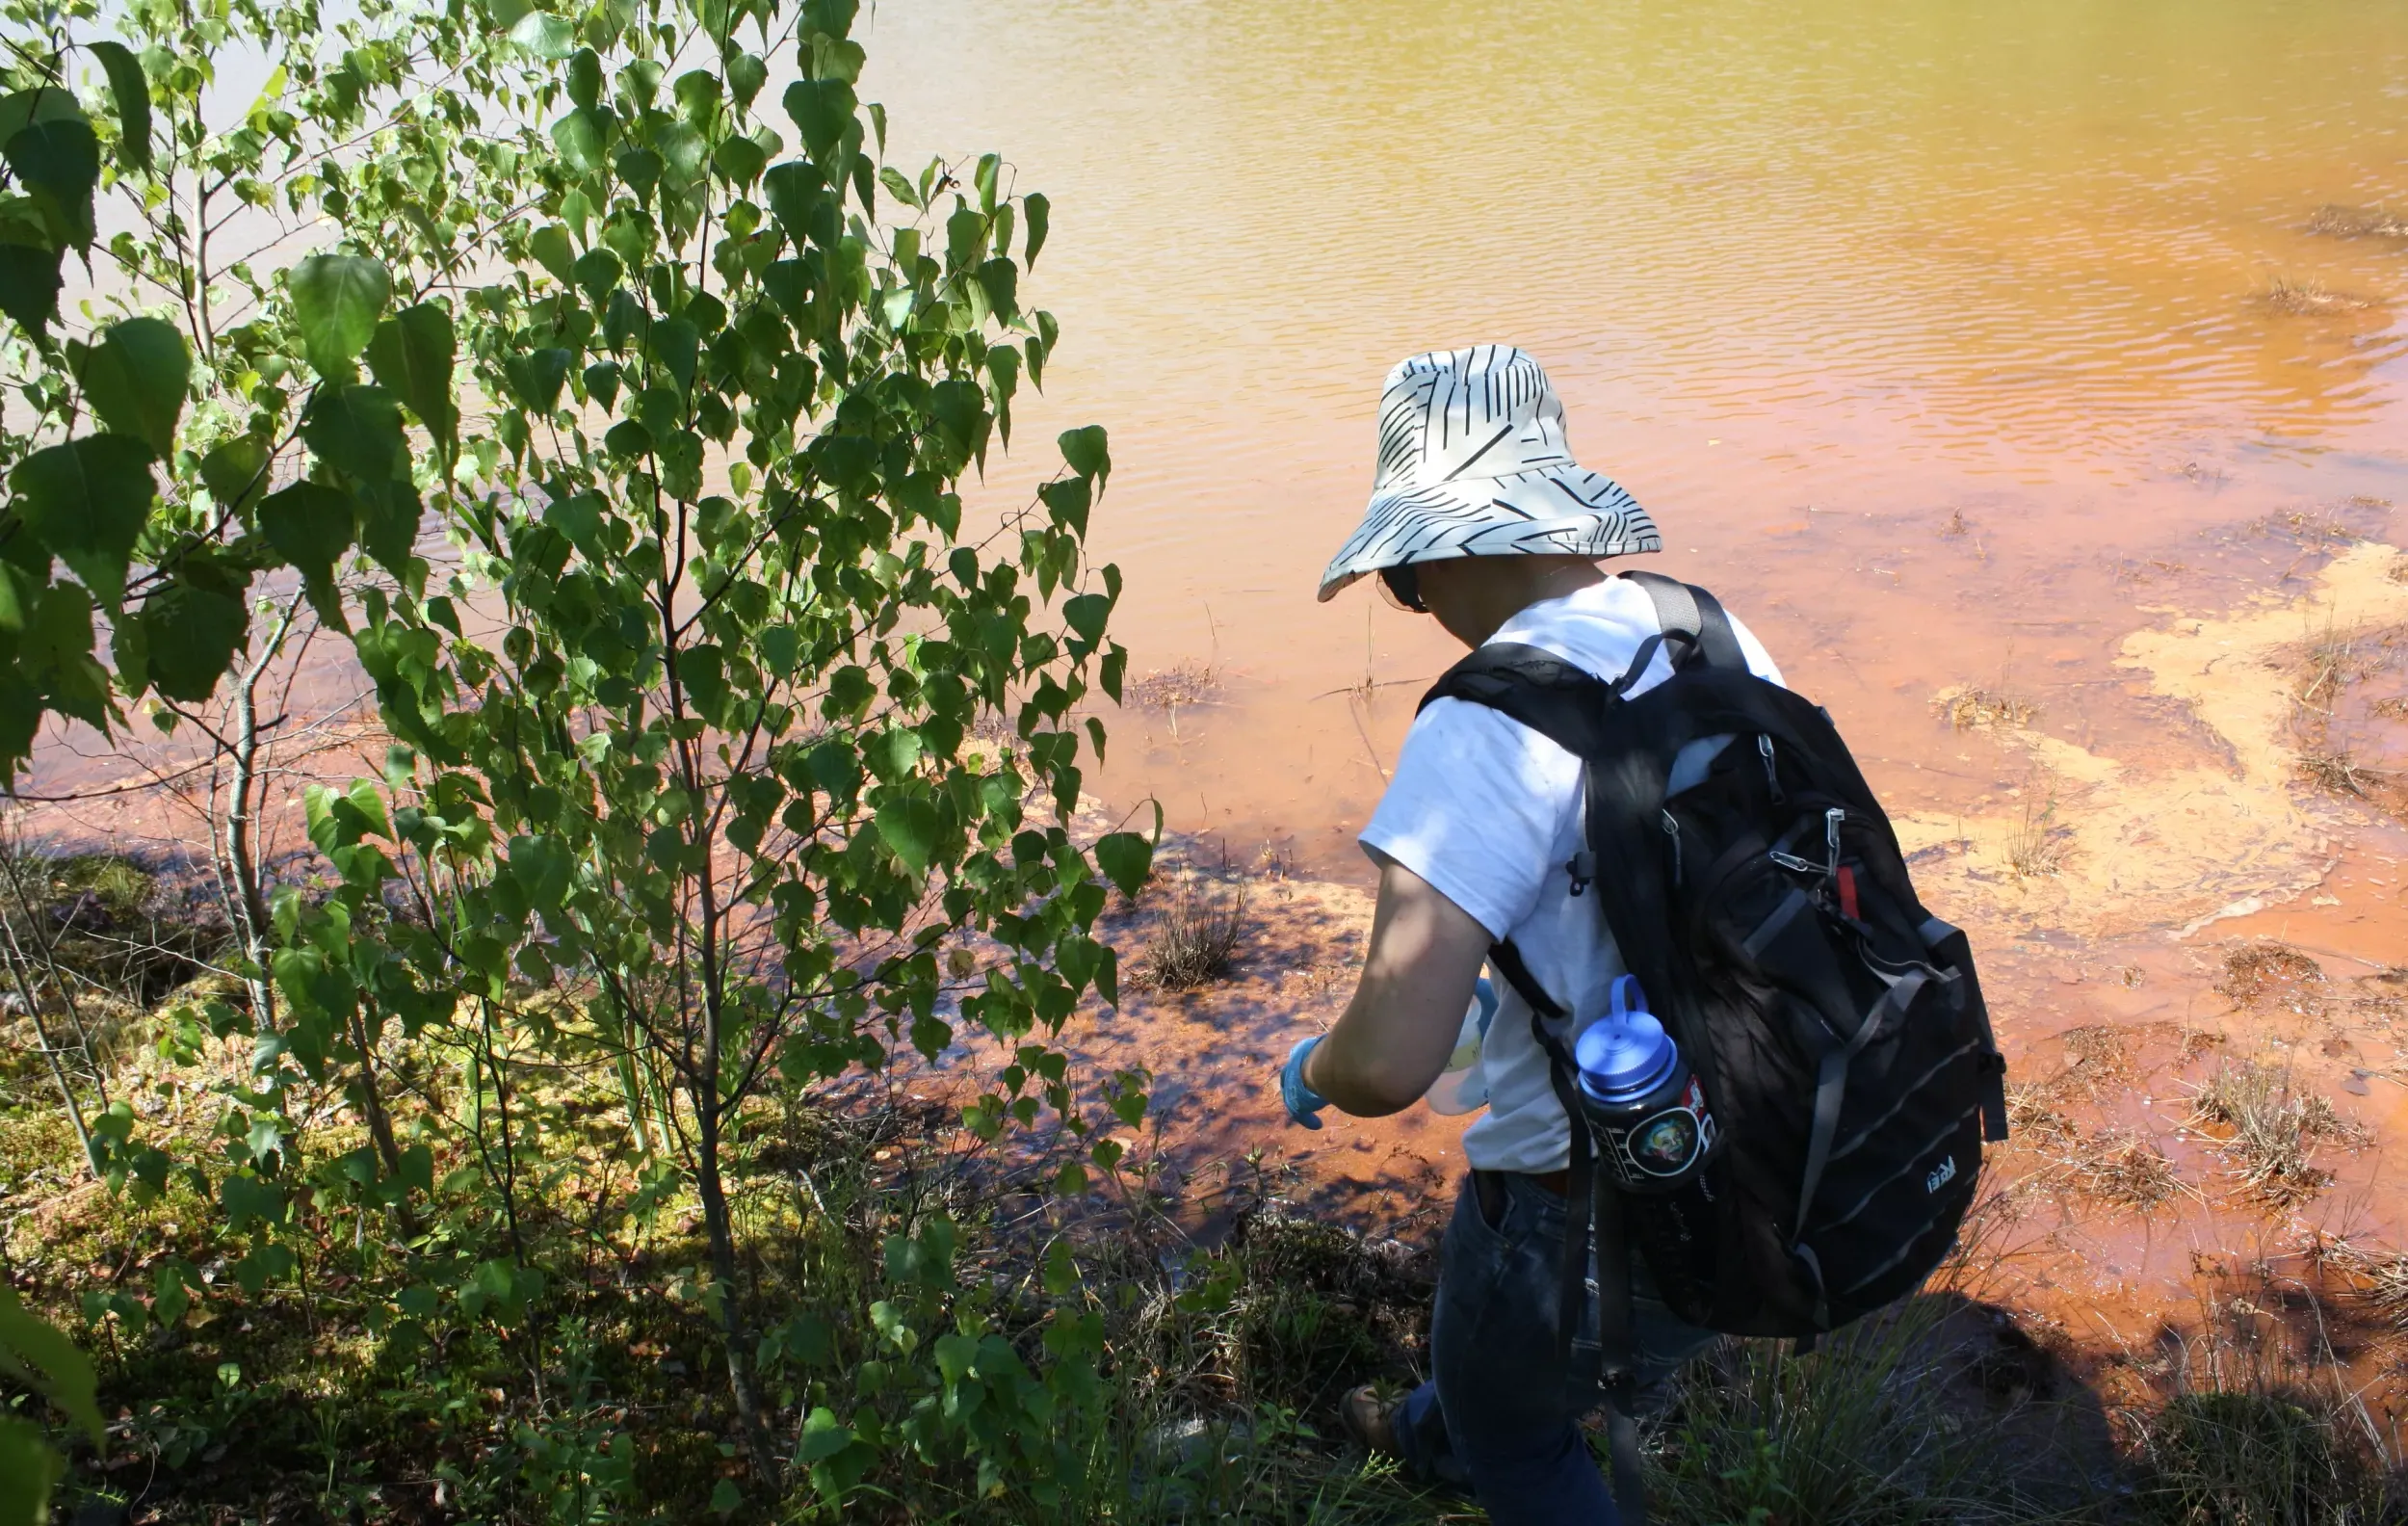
[{"x1": 1040, "y1": 521, "x2": 2408, "y2": 1444}]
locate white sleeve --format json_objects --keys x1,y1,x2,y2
[{"x1": 1357, "y1": 697, "x2": 1581, "y2": 942}]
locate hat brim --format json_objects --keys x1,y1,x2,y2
[{"x1": 1315, "y1": 465, "x2": 1662, "y2": 602}]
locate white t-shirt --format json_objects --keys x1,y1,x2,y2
[{"x1": 1359, "y1": 576, "x2": 1786, "y2": 1174}]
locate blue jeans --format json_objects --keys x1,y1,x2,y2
[{"x1": 1392, "y1": 1171, "x2": 1717, "y2": 1526}]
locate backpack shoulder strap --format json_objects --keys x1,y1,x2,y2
[
  {"x1": 1621, "y1": 569, "x2": 1748, "y2": 672},
  {"x1": 1417, "y1": 641, "x2": 1610, "y2": 757}
]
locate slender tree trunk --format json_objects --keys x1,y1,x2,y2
[
  {"x1": 694, "y1": 1085, "x2": 778, "y2": 1484},
  {"x1": 214, "y1": 594, "x2": 302, "y2": 1037},
  {"x1": 1, "y1": 937, "x2": 101, "y2": 1177},
  {"x1": 348, "y1": 1008, "x2": 421, "y2": 1238},
  {"x1": 0, "y1": 839, "x2": 109, "y2": 1108}
]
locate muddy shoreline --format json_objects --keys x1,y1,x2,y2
[{"x1": 1058, "y1": 527, "x2": 2408, "y2": 1451}]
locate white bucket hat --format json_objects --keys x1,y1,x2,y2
[{"x1": 1316, "y1": 345, "x2": 1660, "y2": 602}]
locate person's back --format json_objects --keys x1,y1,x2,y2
[
  {"x1": 1277, "y1": 345, "x2": 1783, "y2": 1524},
  {"x1": 1363, "y1": 574, "x2": 1784, "y2": 1179}
]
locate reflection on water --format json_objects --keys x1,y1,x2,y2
[{"x1": 860, "y1": 0, "x2": 2408, "y2": 867}]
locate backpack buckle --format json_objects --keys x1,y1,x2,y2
[{"x1": 1566, "y1": 851, "x2": 1598, "y2": 896}]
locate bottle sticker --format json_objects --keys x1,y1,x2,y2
[{"x1": 1606, "y1": 1078, "x2": 1717, "y2": 1183}]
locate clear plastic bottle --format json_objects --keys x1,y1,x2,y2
[{"x1": 1425, "y1": 977, "x2": 1499, "y2": 1115}]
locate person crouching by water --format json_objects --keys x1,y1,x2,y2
[{"x1": 1275, "y1": 346, "x2": 1788, "y2": 1525}]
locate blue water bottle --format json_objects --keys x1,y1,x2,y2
[{"x1": 1573, "y1": 975, "x2": 1718, "y2": 1194}]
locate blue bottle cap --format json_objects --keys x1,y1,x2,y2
[{"x1": 1576, "y1": 1010, "x2": 1679, "y2": 1103}]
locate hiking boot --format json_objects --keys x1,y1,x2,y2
[{"x1": 1339, "y1": 1383, "x2": 1406, "y2": 1458}]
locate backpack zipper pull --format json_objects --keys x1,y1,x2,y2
[
  {"x1": 1824, "y1": 806, "x2": 1845, "y2": 877},
  {"x1": 1662, "y1": 809, "x2": 1684, "y2": 884},
  {"x1": 1758, "y1": 735, "x2": 1784, "y2": 802}
]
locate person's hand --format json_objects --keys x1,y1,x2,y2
[{"x1": 1280, "y1": 1037, "x2": 1329, "y2": 1129}]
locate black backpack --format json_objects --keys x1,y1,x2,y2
[{"x1": 1421, "y1": 571, "x2": 2008, "y2": 1513}]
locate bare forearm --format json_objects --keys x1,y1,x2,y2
[
  {"x1": 1296, "y1": 857, "x2": 1490, "y2": 1118},
  {"x1": 1304, "y1": 998, "x2": 1436, "y2": 1117}
]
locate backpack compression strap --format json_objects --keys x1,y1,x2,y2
[{"x1": 1489, "y1": 940, "x2": 1650, "y2": 1526}]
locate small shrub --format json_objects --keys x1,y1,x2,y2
[
  {"x1": 2256, "y1": 276, "x2": 2379, "y2": 315},
  {"x1": 1652, "y1": 1304, "x2": 2048, "y2": 1524},
  {"x1": 2003, "y1": 789, "x2": 2067, "y2": 881},
  {"x1": 2306, "y1": 204, "x2": 2408, "y2": 240},
  {"x1": 1936, "y1": 687, "x2": 2037, "y2": 730},
  {"x1": 2190, "y1": 1059, "x2": 2368, "y2": 1205},
  {"x1": 2069, "y1": 1128, "x2": 2184, "y2": 1210},
  {"x1": 2299, "y1": 748, "x2": 2385, "y2": 798},
  {"x1": 2136, "y1": 1389, "x2": 2386, "y2": 1525},
  {"x1": 2218, "y1": 943, "x2": 2326, "y2": 1012},
  {"x1": 1134, "y1": 880, "x2": 1249, "y2": 990},
  {"x1": 1126, "y1": 660, "x2": 1222, "y2": 711}
]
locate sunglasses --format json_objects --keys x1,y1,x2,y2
[{"x1": 1377, "y1": 564, "x2": 1427, "y2": 614}]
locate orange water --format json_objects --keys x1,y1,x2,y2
[{"x1": 861, "y1": 0, "x2": 2408, "y2": 868}]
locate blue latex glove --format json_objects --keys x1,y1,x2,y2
[{"x1": 1280, "y1": 1036, "x2": 1329, "y2": 1129}]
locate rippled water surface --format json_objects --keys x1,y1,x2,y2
[{"x1": 861, "y1": 0, "x2": 2408, "y2": 862}]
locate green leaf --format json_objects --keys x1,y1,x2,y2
[
  {"x1": 141, "y1": 581, "x2": 250, "y2": 702},
  {"x1": 1029, "y1": 480, "x2": 1085, "y2": 540},
  {"x1": 551, "y1": 107, "x2": 612, "y2": 174},
  {"x1": 945, "y1": 205, "x2": 984, "y2": 272},
  {"x1": 727, "y1": 52, "x2": 768, "y2": 108},
  {"x1": 573, "y1": 245, "x2": 623, "y2": 303},
  {"x1": 1063, "y1": 592, "x2": 1110, "y2": 646},
  {"x1": 9, "y1": 435, "x2": 155, "y2": 608},
  {"x1": 89, "y1": 40, "x2": 151, "y2": 173},
  {"x1": 0, "y1": 88, "x2": 80, "y2": 143},
  {"x1": 0, "y1": 241, "x2": 63, "y2": 338},
  {"x1": 565, "y1": 47, "x2": 604, "y2": 108},
  {"x1": 1, "y1": 1412, "x2": 65, "y2": 1521},
  {"x1": 288, "y1": 253, "x2": 391, "y2": 377},
  {"x1": 876, "y1": 793, "x2": 939, "y2": 876},
  {"x1": 4, "y1": 118, "x2": 97, "y2": 249},
  {"x1": 652, "y1": 316, "x2": 699, "y2": 396},
  {"x1": 712, "y1": 134, "x2": 766, "y2": 189},
  {"x1": 77, "y1": 316, "x2": 189, "y2": 455},
  {"x1": 657, "y1": 121, "x2": 709, "y2": 184},
  {"x1": 0, "y1": 1285, "x2": 100, "y2": 1443},
  {"x1": 583, "y1": 360, "x2": 621, "y2": 413},
  {"x1": 797, "y1": 1407, "x2": 855, "y2": 1464},
  {"x1": 220, "y1": 1172, "x2": 286, "y2": 1233},
  {"x1": 1059, "y1": 424, "x2": 1110, "y2": 485},
  {"x1": 976, "y1": 256, "x2": 1018, "y2": 324},
  {"x1": 506, "y1": 348, "x2": 573, "y2": 414},
  {"x1": 762, "y1": 160, "x2": 825, "y2": 244},
  {"x1": 1092, "y1": 831, "x2": 1152, "y2": 898},
  {"x1": 301, "y1": 383, "x2": 405, "y2": 487},
  {"x1": 529, "y1": 224, "x2": 576, "y2": 284},
  {"x1": 1024, "y1": 190, "x2": 1050, "y2": 268},
  {"x1": 301, "y1": 385, "x2": 414, "y2": 571},
  {"x1": 366, "y1": 303, "x2": 458, "y2": 453},
  {"x1": 877, "y1": 165, "x2": 921, "y2": 210},
  {"x1": 782, "y1": 78, "x2": 855, "y2": 163},
  {"x1": 26, "y1": 582, "x2": 109, "y2": 730},
  {"x1": 603, "y1": 419, "x2": 652, "y2": 458},
  {"x1": 198, "y1": 434, "x2": 271, "y2": 513},
  {"x1": 257, "y1": 482, "x2": 356, "y2": 618},
  {"x1": 509, "y1": 10, "x2": 579, "y2": 58}
]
